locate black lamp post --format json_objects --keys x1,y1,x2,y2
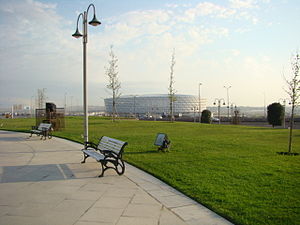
[{"x1": 213, "y1": 98, "x2": 226, "y2": 124}]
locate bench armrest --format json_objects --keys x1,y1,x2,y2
[
  {"x1": 32, "y1": 126, "x2": 37, "y2": 130},
  {"x1": 85, "y1": 142, "x2": 98, "y2": 150}
]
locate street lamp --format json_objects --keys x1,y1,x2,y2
[
  {"x1": 223, "y1": 86, "x2": 231, "y2": 119},
  {"x1": 72, "y1": 4, "x2": 101, "y2": 148},
  {"x1": 198, "y1": 83, "x2": 202, "y2": 123},
  {"x1": 191, "y1": 106, "x2": 198, "y2": 122},
  {"x1": 279, "y1": 98, "x2": 290, "y2": 129},
  {"x1": 213, "y1": 98, "x2": 226, "y2": 124}
]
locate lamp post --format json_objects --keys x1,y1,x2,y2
[
  {"x1": 30, "y1": 96, "x2": 34, "y2": 118},
  {"x1": 128, "y1": 95, "x2": 139, "y2": 118},
  {"x1": 223, "y1": 86, "x2": 231, "y2": 120},
  {"x1": 230, "y1": 103, "x2": 237, "y2": 117},
  {"x1": 213, "y1": 98, "x2": 226, "y2": 124},
  {"x1": 198, "y1": 83, "x2": 202, "y2": 123},
  {"x1": 72, "y1": 4, "x2": 101, "y2": 148},
  {"x1": 279, "y1": 98, "x2": 290, "y2": 129},
  {"x1": 191, "y1": 106, "x2": 198, "y2": 122}
]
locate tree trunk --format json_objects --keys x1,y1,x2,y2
[
  {"x1": 112, "y1": 91, "x2": 116, "y2": 122},
  {"x1": 288, "y1": 104, "x2": 295, "y2": 153},
  {"x1": 170, "y1": 99, "x2": 174, "y2": 122}
]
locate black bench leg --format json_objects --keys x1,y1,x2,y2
[
  {"x1": 81, "y1": 153, "x2": 89, "y2": 163},
  {"x1": 98, "y1": 162, "x2": 105, "y2": 177},
  {"x1": 115, "y1": 159, "x2": 125, "y2": 175}
]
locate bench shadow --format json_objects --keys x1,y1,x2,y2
[
  {"x1": 0, "y1": 137, "x2": 28, "y2": 142},
  {"x1": 0, "y1": 164, "x2": 76, "y2": 183},
  {"x1": 125, "y1": 150, "x2": 158, "y2": 155}
]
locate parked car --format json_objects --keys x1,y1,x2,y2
[{"x1": 212, "y1": 117, "x2": 220, "y2": 122}]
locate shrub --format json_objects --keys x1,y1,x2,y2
[
  {"x1": 267, "y1": 102, "x2": 284, "y2": 127},
  {"x1": 201, "y1": 109, "x2": 212, "y2": 123}
]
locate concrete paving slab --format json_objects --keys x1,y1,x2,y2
[
  {"x1": 116, "y1": 216, "x2": 157, "y2": 225},
  {"x1": 0, "y1": 130, "x2": 233, "y2": 225},
  {"x1": 93, "y1": 196, "x2": 131, "y2": 208}
]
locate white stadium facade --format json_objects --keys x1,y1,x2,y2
[{"x1": 104, "y1": 94, "x2": 206, "y2": 117}]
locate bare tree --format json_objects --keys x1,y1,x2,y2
[
  {"x1": 105, "y1": 46, "x2": 121, "y2": 121},
  {"x1": 168, "y1": 49, "x2": 176, "y2": 122},
  {"x1": 285, "y1": 52, "x2": 300, "y2": 154},
  {"x1": 36, "y1": 88, "x2": 47, "y2": 109}
]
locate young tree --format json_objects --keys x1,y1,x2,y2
[
  {"x1": 285, "y1": 52, "x2": 300, "y2": 154},
  {"x1": 105, "y1": 46, "x2": 121, "y2": 122},
  {"x1": 267, "y1": 102, "x2": 284, "y2": 128},
  {"x1": 168, "y1": 49, "x2": 176, "y2": 122}
]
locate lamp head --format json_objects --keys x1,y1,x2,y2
[
  {"x1": 89, "y1": 15, "x2": 101, "y2": 26},
  {"x1": 72, "y1": 28, "x2": 83, "y2": 38}
]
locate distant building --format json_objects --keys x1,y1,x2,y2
[{"x1": 104, "y1": 94, "x2": 206, "y2": 117}]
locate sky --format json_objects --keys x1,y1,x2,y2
[{"x1": 0, "y1": 0, "x2": 300, "y2": 108}]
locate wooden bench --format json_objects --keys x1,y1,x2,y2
[
  {"x1": 81, "y1": 136, "x2": 128, "y2": 177},
  {"x1": 29, "y1": 123, "x2": 52, "y2": 140}
]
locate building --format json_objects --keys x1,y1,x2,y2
[{"x1": 104, "y1": 94, "x2": 206, "y2": 117}]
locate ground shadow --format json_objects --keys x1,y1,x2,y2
[
  {"x1": 277, "y1": 152, "x2": 299, "y2": 156},
  {"x1": 1, "y1": 164, "x2": 76, "y2": 183},
  {"x1": 125, "y1": 150, "x2": 159, "y2": 155},
  {"x1": 0, "y1": 137, "x2": 28, "y2": 142}
]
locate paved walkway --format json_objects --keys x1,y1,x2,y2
[{"x1": 0, "y1": 130, "x2": 233, "y2": 225}]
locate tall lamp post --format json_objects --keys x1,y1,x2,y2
[
  {"x1": 223, "y1": 86, "x2": 231, "y2": 119},
  {"x1": 72, "y1": 4, "x2": 101, "y2": 148},
  {"x1": 198, "y1": 83, "x2": 202, "y2": 123},
  {"x1": 191, "y1": 106, "x2": 198, "y2": 122},
  {"x1": 213, "y1": 98, "x2": 226, "y2": 124},
  {"x1": 279, "y1": 98, "x2": 290, "y2": 129}
]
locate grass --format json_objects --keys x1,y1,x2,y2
[{"x1": 1, "y1": 117, "x2": 300, "y2": 225}]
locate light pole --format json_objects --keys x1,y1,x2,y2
[
  {"x1": 229, "y1": 103, "x2": 236, "y2": 115},
  {"x1": 279, "y1": 98, "x2": 290, "y2": 129},
  {"x1": 263, "y1": 92, "x2": 266, "y2": 118},
  {"x1": 198, "y1": 83, "x2": 202, "y2": 123},
  {"x1": 191, "y1": 106, "x2": 198, "y2": 122},
  {"x1": 64, "y1": 92, "x2": 68, "y2": 114},
  {"x1": 72, "y1": 4, "x2": 101, "y2": 148},
  {"x1": 128, "y1": 95, "x2": 139, "y2": 118},
  {"x1": 213, "y1": 98, "x2": 226, "y2": 124},
  {"x1": 30, "y1": 96, "x2": 34, "y2": 118},
  {"x1": 224, "y1": 86, "x2": 231, "y2": 119}
]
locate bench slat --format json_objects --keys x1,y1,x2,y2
[
  {"x1": 98, "y1": 143, "x2": 123, "y2": 154},
  {"x1": 82, "y1": 149, "x2": 105, "y2": 161},
  {"x1": 97, "y1": 136, "x2": 126, "y2": 155}
]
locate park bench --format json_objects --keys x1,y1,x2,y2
[
  {"x1": 29, "y1": 123, "x2": 52, "y2": 140},
  {"x1": 81, "y1": 136, "x2": 128, "y2": 177}
]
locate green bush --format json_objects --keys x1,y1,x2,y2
[
  {"x1": 201, "y1": 109, "x2": 212, "y2": 123},
  {"x1": 267, "y1": 102, "x2": 284, "y2": 127}
]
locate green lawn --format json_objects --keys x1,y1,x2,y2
[{"x1": 1, "y1": 117, "x2": 300, "y2": 225}]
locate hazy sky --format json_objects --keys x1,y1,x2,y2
[{"x1": 0, "y1": 0, "x2": 299, "y2": 108}]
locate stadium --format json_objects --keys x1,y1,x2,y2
[{"x1": 104, "y1": 94, "x2": 206, "y2": 117}]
